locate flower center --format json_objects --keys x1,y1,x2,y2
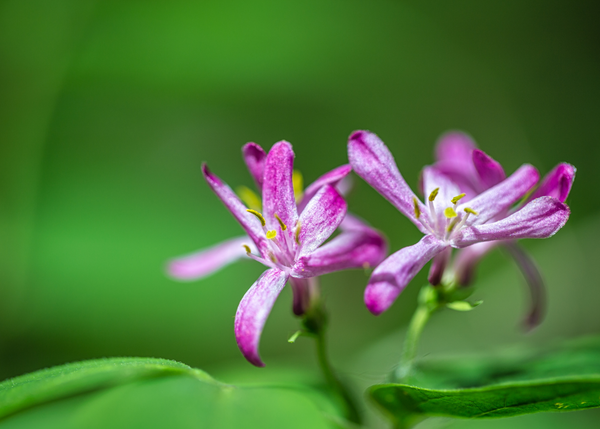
[{"x1": 413, "y1": 188, "x2": 478, "y2": 242}]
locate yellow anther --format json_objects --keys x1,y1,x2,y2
[
  {"x1": 246, "y1": 209, "x2": 266, "y2": 226},
  {"x1": 293, "y1": 170, "x2": 304, "y2": 203},
  {"x1": 236, "y1": 186, "x2": 262, "y2": 211},
  {"x1": 451, "y1": 193, "x2": 466, "y2": 204},
  {"x1": 295, "y1": 221, "x2": 302, "y2": 245},
  {"x1": 266, "y1": 230, "x2": 277, "y2": 240},
  {"x1": 268, "y1": 253, "x2": 277, "y2": 263},
  {"x1": 446, "y1": 218, "x2": 459, "y2": 233},
  {"x1": 274, "y1": 213, "x2": 287, "y2": 230},
  {"x1": 413, "y1": 197, "x2": 421, "y2": 219},
  {"x1": 464, "y1": 207, "x2": 478, "y2": 216},
  {"x1": 444, "y1": 207, "x2": 458, "y2": 218},
  {"x1": 428, "y1": 187, "x2": 440, "y2": 202},
  {"x1": 242, "y1": 244, "x2": 252, "y2": 254}
]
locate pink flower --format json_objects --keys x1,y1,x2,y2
[
  {"x1": 169, "y1": 141, "x2": 387, "y2": 366},
  {"x1": 348, "y1": 131, "x2": 571, "y2": 316}
]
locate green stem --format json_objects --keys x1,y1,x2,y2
[
  {"x1": 395, "y1": 287, "x2": 437, "y2": 382},
  {"x1": 303, "y1": 300, "x2": 362, "y2": 425}
]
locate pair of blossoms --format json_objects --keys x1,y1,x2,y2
[{"x1": 169, "y1": 131, "x2": 574, "y2": 367}]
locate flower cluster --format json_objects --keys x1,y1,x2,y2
[{"x1": 169, "y1": 131, "x2": 574, "y2": 366}]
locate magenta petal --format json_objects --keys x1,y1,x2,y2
[
  {"x1": 242, "y1": 142, "x2": 267, "y2": 191},
  {"x1": 293, "y1": 226, "x2": 388, "y2": 278},
  {"x1": 298, "y1": 164, "x2": 352, "y2": 212},
  {"x1": 458, "y1": 164, "x2": 540, "y2": 225},
  {"x1": 453, "y1": 241, "x2": 498, "y2": 286},
  {"x1": 530, "y1": 163, "x2": 576, "y2": 203},
  {"x1": 262, "y1": 141, "x2": 298, "y2": 230},
  {"x1": 235, "y1": 268, "x2": 289, "y2": 367},
  {"x1": 503, "y1": 242, "x2": 546, "y2": 331},
  {"x1": 348, "y1": 130, "x2": 428, "y2": 233},
  {"x1": 202, "y1": 164, "x2": 268, "y2": 254},
  {"x1": 297, "y1": 185, "x2": 347, "y2": 256},
  {"x1": 289, "y1": 277, "x2": 311, "y2": 316},
  {"x1": 168, "y1": 236, "x2": 253, "y2": 280},
  {"x1": 433, "y1": 132, "x2": 480, "y2": 199},
  {"x1": 454, "y1": 196, "x2": 570, "y2": 247},
  {"x1": 472, "y1": 149, "x2": 506, "y2": 189},
  {"x1": 427, "y1": 246, "x2": 451, "y2": 286},
  {"x1": 364, "y1": 235, "x2": 446, "y2": 315}
]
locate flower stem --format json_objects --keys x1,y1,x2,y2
[
  {"x1": 302, "y1": 300, "x2": 362, "y2": 425},
  {"x1": 395, "y1": 285, "x2": 438, "y2": 382}
]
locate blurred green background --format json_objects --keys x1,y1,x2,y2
[{"x1": 0, "y1": 0, "x2": 599, "y2": 426}]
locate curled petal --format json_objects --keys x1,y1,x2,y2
[
  {"x1": 364, "y1": 235, "x2": 446, "y2": 315},
  {"x1": 453, "y1": 196, "x2": 570, "y2": 247},
  {"x1": 530, "y1": 163, "x2": 576, "y2": 203},
  {"x1": 293, "y1": 226, "x2": 388, "y2": 278},
  {"x1": 289, "y1": 277, "x2": 311, "y2": 316},
  {"x1": 167, "y1": 236, "x2": 254, "y2": 280},
  {"x1": 348, "y1": 130, "x2": 428, "y2": 233},
  {"x1": 472, "y1": 149, "x2": 506, "y2": 189},
  {"x1": 262, "y1": 141, "x2": 298, "y2": 230},
  {"x1": 242, "y1": 142, "x2": 267, "y2": 191},
  {"x1": 428, "y1": 246, "x2": 451, "y2": 286},
  {"x1": 503, "y1": 242, "x2": 546, "y2": 331},
  {"x1": 458, "y1": 164, "x2": 539, "y2": 225},
  {"x1": 235, "y1": 268, "x2": 289, "y2": 367},
  {"x1": 298, "y1": 164, "x2": 352, "y2": 212},
  {"x1": 297, "y1": 185, "x2": 347, "y2": 257},
  {"x1": 202, "y1": 164, "x2": 267, "y2": 254},
  {"x1": 453, "y1": 241, "x2": 498, "y2": 286}
]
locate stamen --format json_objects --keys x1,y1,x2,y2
[
  {"x1": 246, "y1": 209, "x2": 266, "y2": 226},
  {"x1": 413, "y1": 197, "x2": 421, "y2": 219},
  {"x1": 242, "y1": 244, "x2": 252, "y2": 254},
  {"x1": 295, "y1": 221, "x2": 302, "y2": 245},
  {"x1": 266, "y1": 230, "x2": 277, "y2": 240},
  {"x1": 236, "y1": 186, "x2": 262, "y2": 211},
  {"x1": 428, "y1": 187, "x2": 440, "y2": 202},
  {"x1": 444, "y1": 207, "x2": 457, "y2": 218},
  {"x1": 268, "y1": 252, "x2": 277, "y2": 263},
  {"x1": 464, "y1": 207, "x2": 478, "y2": 215},
  {"x1": 451, "y1": 193, "x2": 466, "y2": 204},
  {"x1": 446, "y1": 218, "x2": 459, "y2": 233},
  {"x1": 293, "y1": 170, "x2": 304, "y2": 203},
  {"x1": 274, "y1": 213, "x2": 287, "y2": 230}
]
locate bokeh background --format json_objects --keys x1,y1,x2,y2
[{"x1": 0, "y1": 0, "x2": 599, "y2": 427}]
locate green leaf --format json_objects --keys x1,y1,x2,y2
[
  {"x1": 0, "y1": 357, "x2": 344, "y2": 429},
  {"x1": 369, "y1": 336, "x2": 600, "y2": 423},
  {"x1": 446, "y1": 300, "x2": 483, "y2": 311}
]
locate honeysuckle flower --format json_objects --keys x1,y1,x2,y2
[
  {"x1": 348, "y1": 130, "x2": 571, "y2": 316},
  {"x1": 431, "y1": 132, "x2": 576, "y2": 328},
  {"x1": 171, "y1": 141, "x2": 386, "y2": 366}
]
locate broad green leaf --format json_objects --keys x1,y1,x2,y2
[
  {"x1": 369, "y1": 336, "x2": 600, "y2": 423},
  {"x1": 0, "y1": 357, "x2": 344, "y2": 429}
]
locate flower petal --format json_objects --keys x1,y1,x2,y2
[
  {"x1": 458, "y1": 164, "x2": 540, "y2": 225},
  {"x1": 167, "y1": 236, "x2": 254, "y2": 280},
  {"x1": 297, "y1": 164, "x2": 352, "y2": 212},
  {"x1": 262, "y1": 141, "x2": 298, "y2": 230},
  {"x1": 293, "y1": 224, "x2": 387, "y2": 278},
  {"x1": 289, "y1": 277, "x2": 311, "y2": 316},
  {"x1": 433, "y1": 131, "x2": 480, "y2": 199},
  {"x1": 421, "y1": 166, "x2": 461, "y2": 215},
  {"x1": 235, "y1": 268, "x2": 289, "y2": 367},
  {"x1": 242, "y1": 142, "x2": 267, "y2": 191},
  {"x1": 503, "y1": 241, "x2": 546, "y2": 331},
  {"x1": 364, "y1": 235, "x2": 446, "y2": 315},
  {"x1": 297, "y1": 185, "x2": 347, "y2": 257},
  {"x1": 452, "y1": 241, "x2": 498, "y2": 286},
  {"x1": 202, "y1": 164, "x2": 268, "y2": 254},
  {"x1": 453, "y1": 196, "x2": 570, "y2": 247},
  {"x1": 530, "y1": 163, "x2": 576, "y2": 203},
  {"x1": 348, "y1": 130, "x2": 428, "y2": 233},
  {"x1": 472, "y1": 149, "x2": 506, "y2": 189},
  {"x1": 427, "y1": 246, "x2": 451, "y2": 286}
]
